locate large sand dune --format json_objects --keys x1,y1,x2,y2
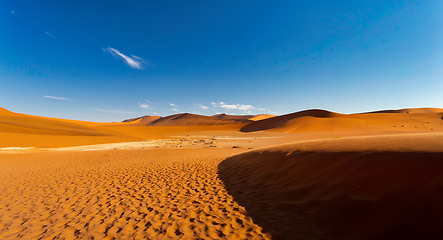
[
  {"x1": 241, "y1": 108, "x2": 443, "y2": 133},
  {"x1": 219, "y1": 133, "x2": 443, "y2": 239}
]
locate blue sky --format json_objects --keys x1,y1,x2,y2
[{"x1": 1, "y1": 1, "x2": 442, "y2": 122}]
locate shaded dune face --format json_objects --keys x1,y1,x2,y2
[
  {"x1": 218, "y1": 146, "x2": 443, "y2": 239},
  {"x1": 148, "y1": 113, "x2": 250, "y2": 126},
  {"x1": 240, "y1": 109, "x2": 339, "y2": 132}
]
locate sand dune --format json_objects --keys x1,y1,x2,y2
[
  {"x1": 241, "y1": 108, "x2": 443, "y2": 133},
  {"x1": 122, "y1": 115, "x2": 162, "y2": 125},
  {"x1": 219, "y1": 133, "x2": 443, "y2": 239},
  {"x1": 212, "y1": 113, "x2": 275, "y2": 122},
  {"x1": 365, "y1": 107, "x2": 443, "y2": 114}
]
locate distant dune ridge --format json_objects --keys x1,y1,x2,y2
[
  {"x1": 123, "y1": 113, "x2": 276, "y2": 126},
  {"x1": 241, "y1": 108, "x2": 443, "y2": 133},
  {"x1": 1, "y1": 106, "x2": 443, "y2": 148}
]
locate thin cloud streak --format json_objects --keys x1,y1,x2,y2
[
  {"x1": 170, "y1": 103, "x2": 177, "y2": 107},
  {"x1": 44, "y1": 95, "x2": 69, "y2": 100},
  {"x1": 102, "y1": 47, "x2": 148, "y2": 69},
  {"x1": 45, "y1": 31, "x2": 56, "y2": 39}
]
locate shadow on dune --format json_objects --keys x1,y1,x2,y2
[
  {"x1": 218, "y1": 150, "x2": 443, "y2": 240},
  {"x1": 240, "y1": 109, "x2": 339, "y2": 132}
]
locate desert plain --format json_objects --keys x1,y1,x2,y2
[{"x1": 1, "y1": 106, "x2": 443, "y2": 239}]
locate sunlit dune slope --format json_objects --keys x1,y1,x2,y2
[
  {"x1": 248, "y1": 114, "x2": 276, "y2": 121},
  {"x1": 212, "y1": 113, "x2": 275, "y2": 122},
  {"x1": 365, "y1": 107, "x2": 443, "y2": 114},
  {"x1": 241, "y1": 108, "x2": 443, "y2": 133},
  {"x1": 219, "y1": 133, "x2": 443, "y2": 240},
  {"x1": 0, "y1": 107, "x2": 109, "y2": 136},
  {"x1": 0, "y1": 107, "x2": 141, "y2": 148},
  {"x1": 122, "y1": 115, "x2": 162, "y2": 125}
]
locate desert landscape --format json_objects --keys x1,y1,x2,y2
[{"x1": 1, "y1": 106, "x2": 443, "y2": 239}]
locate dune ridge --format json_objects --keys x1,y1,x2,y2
[
  {"x1": 218, "y1": 133, "x2": 443, "y2": 239},
  {"x1": 241, "y1": 108, "x2": 443, "y2": 133}
]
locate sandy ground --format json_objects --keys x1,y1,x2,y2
[
  {"x1": 0, "y1": 148, "x2": 271, "y2": 239},
  {"x1": 1, "y1": 107, "x2": 443, "y2": 239}
]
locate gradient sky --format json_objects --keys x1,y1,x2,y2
[{"x1": 1, "y1": 1, "x2": 442, "y2": 122}]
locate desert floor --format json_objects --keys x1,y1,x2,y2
[{"x1": 1, "y1": 107, "x2": 443, "y2": 239}]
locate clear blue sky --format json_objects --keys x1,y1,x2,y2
[{"x1": 1, "y1": 0, "x2": 442, "y2": 122}]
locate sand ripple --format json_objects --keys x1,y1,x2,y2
[{"x1": 0, "y1": 149, "x2": 269, "y2": 239}]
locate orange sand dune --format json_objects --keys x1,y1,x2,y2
[
  {"x1": 122, "y1": 115, "x2": 162, "y2": 125},
  {"x1": 123, "y1": 113, "x2": 252, "y2": 126},
  {"x1": 241, "y1": 108, "x2": 443, "y2": 133},
  {"x1": 219, "y1": 132, "x2": 443, "y2": 239},
  {"x1": 365, "y1": 107, "x2": 443, "y2": 114},
  {"x1": 0, "y1": 107, "x2": 145, "y2": 148},
  {"x1": 212, "y1": 113, "x2": 275, "y2": 122}
]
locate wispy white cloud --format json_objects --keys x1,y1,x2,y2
[
  {"x1": 102, "y1": 47, "x2": 149, "y2": 70},
  {"x1": 218, "y1": 102, "x2": 254, "y2": 111},
  {"x1": 170, "y1": 103, "x2": 177, "y2": 107},
  {"x1": 145, "y1": 100, "x2": 155, "y2": 104},
  {"x1": 172, "y1": 108, "x2": 179, "y2": 112},
  {"x1": 199, "y1": 105, "x2": 209, "y2": 110},
  {"x1": 91, "y1": 108, "x2": 134, "y2": 114},
  {"x1": 210, "y1": 101, "x2": 255, "y2": 112},
  {"x1": 44, "y1": 95, "x2": 69, "y2": 100},
  {"x1": 138, "y1": 103, "x2": 149, "y2": 109},
  {"x1": 257, "y1": 108, "x2": 265, "y2": 111},
  {"x1": 45, "y1": 31, "x2": 56, "y2": 39}
]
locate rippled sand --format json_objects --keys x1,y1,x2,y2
[{"x1": 0, "y1": 148, "x2": 269, "y2": 239}]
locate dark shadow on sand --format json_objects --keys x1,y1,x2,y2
[{"x1": 218, "y1": 150, "x2": 443, "y2": 240}]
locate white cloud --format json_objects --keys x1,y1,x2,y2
[
  {"x1": 220, "y1": 104, "x2": 238, "y2": 110},
  {"x1": 170, "y1": 103, "x2": 176, "y2": 107},
  {"x1": 196, "y1": 104, "x2": 208, "y2": 110},
  {"x1": 211, "y1": 102, "x2": 217, "y2": 107},
  {"x1": 102, "y1": 47, "x2": 148, "y2": 70},
  {"x1": 172, "y1": 108, "x2": 179, "y2": 112},
  {"x1": 44, "y1": 95, "x2": 69, "y2": 100},
  {"x1": 92, "y1": 108, "x2": 134, "y2": 114},
  {"x1": 145, "y1": 100, "x2": 155, "y2": 104},
  {"x1": 45, "y1": 31, "x2": 56, "y2": 39},
  {"x1": 257, "y1": 108, "x2": 265, "y2": 111},
  {"x1": 138, "y1": 103, "x2": 149, "y2": 109},
  {"x1": 219, "y1": 103, "x2": 254, "y2": 111}
]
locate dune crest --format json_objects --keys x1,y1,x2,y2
[
  {"x1": 219, "y1": 133, "x2": 443, "y2": 239},
  {"x1": 241, "y1": 108, "x2": 443, "y2": 133}
]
